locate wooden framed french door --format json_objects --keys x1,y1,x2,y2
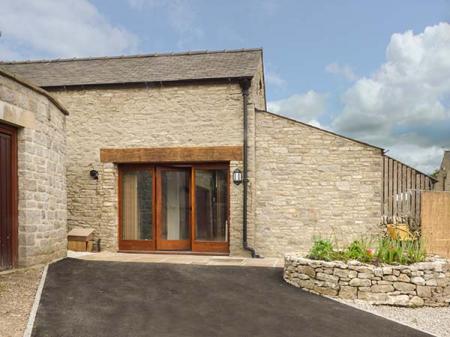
[
  {"x1": 156, "y1": 166, "x2": 191, "y2": 251},
  {"x1": 191, "y1": 165, "x2": 229, "y2": 253},
  {"x1": 118, "y1": 165, "x2": 156, "y2": 251},
  {"x1": 118, "y1": 163, "x2": 229, "y2": 254},
  {"x1": 0, "y1": 123, "x2": 17, "y2": 270}
]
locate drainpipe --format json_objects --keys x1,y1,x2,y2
[{"x1": 240, "y1": 79, "x2": 260, "y2": 258}]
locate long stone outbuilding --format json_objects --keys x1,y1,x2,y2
[{"x1": 0, "y1": 49, "x2": 435, "y2": 268}]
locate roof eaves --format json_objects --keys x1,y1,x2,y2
[
  {"x1": 40, "y1": 76, "x2": 254, "y2": 90},
  {"x1": 0, "y1": 69, "x2": 69, "y2": 116},
  {"x1": 0, "y1": 48, "x2": 263, "y2": 65}
]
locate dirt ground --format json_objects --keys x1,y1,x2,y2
[{"x1": 0, "y1": 266, "x2": 43, "y2": 337}]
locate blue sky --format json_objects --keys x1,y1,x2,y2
[{"x1": 1, "y1": 0, "x2": 449, "y2": 172}]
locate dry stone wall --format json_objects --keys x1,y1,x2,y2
[{"x1": 284, "y1": 255, "x2": 450, "y2": 307}]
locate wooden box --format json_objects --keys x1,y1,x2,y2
[{"x1": 67, "y1": 228, "x2": 95, "y2": 252}]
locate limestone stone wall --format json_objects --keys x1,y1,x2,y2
[
  {"x1": 284, "y1": 255, "x2": 450, "y2": 307},
  {"x1": 245, "y1": 59, "x2": 266, "y2": 251},
  {"x1": 50, "y1": 81, "x2": 263, "y2": 254},
  {"x1": 0, "y1": 72, "x2": 67, "y2": 267},
  {"x1": 255, "y1": 111, "x2": 383, "y2": 257}
]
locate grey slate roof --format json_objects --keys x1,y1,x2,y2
[{"x1": 0, "y1": 49, "x2": 262, "y2": 88}]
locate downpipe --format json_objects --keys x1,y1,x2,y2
[{"x1": 240, "y1": 79, "x2": 260, "y2": 258}]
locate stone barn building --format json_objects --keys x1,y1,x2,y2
[{"x1": 0, "y1": 49, "x2": 435, "y2": 267}]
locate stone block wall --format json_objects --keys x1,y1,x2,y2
[
  {"x1": 0, "y1": 72, "x2": 67, "y2": 267},
  {"x1": 284, "y1": 255, "x2": 450, "y2": 307},
  {"x1": 51, "y1": 82, "x2": 264, "y2": 254},
  {"x1": 255, "y1": 111, "x2": 383, "y2": 257}
]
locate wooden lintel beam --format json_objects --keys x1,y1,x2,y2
[{"x1": 100, "y1": 146, "x2": 243, "y2": 163}]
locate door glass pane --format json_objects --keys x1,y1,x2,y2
[
  {"x1": 161, "y1": 170, "x2": 190, "y2": 240},
  {"x1": 195, "y1": 169, "x2": 228, "y2": 241},
  {"x1": 121, "y1": 170, "x2": 152, "y2": 240}
]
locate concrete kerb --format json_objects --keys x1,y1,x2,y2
[
  {"x1": 23, "y1": 255, "x2": 66, "y2": 337},
  {"x1": 23, "y1": 264, "x2": 48, "y2": 337}
]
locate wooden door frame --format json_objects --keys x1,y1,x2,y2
[
  {"x1": 0, "y1": 123, "x2": 18, "y2": 269},
  {"x1": 118, "y1": 164, "x2": 156, "y2": 251},
  {"x1": 191, "y1": 164, "x2": 230, "y2": 253},
  {"x1": 117, "y1": 162, "x2": 230, "y2": 254},
  {"x1": 156, "y1": 166, "x2": 191, "y2": 251}
]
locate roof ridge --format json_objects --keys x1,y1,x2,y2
[{"x1": 0, "y1": 48, "x2": 263, "y2": 65}]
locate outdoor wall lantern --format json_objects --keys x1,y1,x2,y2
[
  {"x1": 233, "y1": 168, "x2": 243, "y2": 185},
  {"x1": 90, "y1": 169, "x2": 99, "y2": 180}
]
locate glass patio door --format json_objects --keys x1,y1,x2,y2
[
  {"x1": 156, "y1": 167, "x2": 191, "y2": 250},
  {"x1": 192, "y1": 166, "x2": 229, "y2": 253},
  {"x1": 119, "y1": 164, "x2": 229, "y2": 253},
  {"x1": 119, "y1": 167, "x2": 155, "y2": 251}
]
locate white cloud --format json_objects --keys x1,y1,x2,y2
[
  {"x1": 308, "y1": 119, "x2": 322, "y2": 128},
  {"x1": 266, "y1": 70, "x2": 286, "y2": 87},
  {"x1": 0, "y1": 0, "x2": 138, "y2": 60},
  {"x1": 268, "y1": 90, "x2": 327, "y2": 123},
  {"x1": 128, "y1": 0, "x2": 203, "y2": 49},
  {"x1": 335, "y1": 23, "x2": 450, "y2": 134},
  {"x1": 325, "y1": 62, "x2": 358, "y2": 81},
  {"x1": 332, "y1": 22, "x2": 450, "y2": 173},
  {"x1": 386, "y1": 144, "x2": 444, "y2": 174}
]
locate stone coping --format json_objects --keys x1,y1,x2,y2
[{"x1": 284, "y1": 254, "x2": 450, "y2": 307}]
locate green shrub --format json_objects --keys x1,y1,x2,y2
[
  {"x1": 308, "y1": 239, "x2": 336, "y2": 261},
  {"x1": 331, "y1": 250, "x2": 348, "y2": 261},
  {"x1": 345, "y1": 239, "x2": 373, "y2": 263},
  {"x1": 307, "y1": 236, "x2": 426, "y2": 265},
  {"x1": 375, "y1": 237, "x2": 426, "y2": 265},
  {"x1": 405, "y1": 239, "x2": 426, "y2": 264},
  {"x1": 375, "y1": 237, "x2": 403, "y2": 264}
]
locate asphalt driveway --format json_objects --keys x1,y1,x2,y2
[{"x1": 32, "y1": 258, "x2": 431, "y2": 337}]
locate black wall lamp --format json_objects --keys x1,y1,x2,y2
[
  {"x1": 233, "y1": 168, "x2": 243, "y2": 185},
  {"x1": 90, "y1": 169, "x2": 99, "y2": 180}
]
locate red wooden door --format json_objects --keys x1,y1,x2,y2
[{"x1": 0, "y1": 123, "x2": 17, "y2": 270}]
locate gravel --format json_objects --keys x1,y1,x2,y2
[
  {"x1": 336, "y1": 299, "x2": 450, "y2": 337},
  {"x1": 0, "y1": 266, "x2": 43, "y2": 337}
]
